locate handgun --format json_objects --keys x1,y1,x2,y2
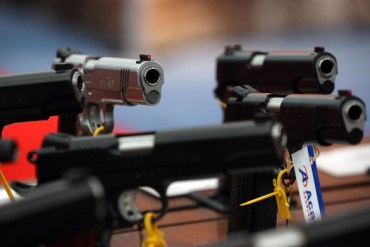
[
  {"x1": 224, "y1": 85, "x2": 366, "y2": 234},
  {"x1": 0, "y1": 172, "x2": 106, "y2": 246},
  {"x1": 215, "y1": 46, "x2": 337, "y2": 100},
  {"x1": 29, "y1": 120, "x2": 286, "y2": 233},
  {"x1": 226, "y1": 85, "x2": 366, "y2": 151},
  {"x1": 0, "y1": 64, "x2": 85, "y2": 135},
  {"x1": 54, "y1": 48, "x2": 164, "y2": 134}
]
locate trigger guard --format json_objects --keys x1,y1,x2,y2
[
  {"x1": 117, "y1": 188, "x2": 169, "y2": 224},
  {"x1": 152, "y1": 186, "x2": 169, "y2": 222},
  {"x1": 117, "y1": 190, "x2": 143, "y2": 223},
  {"x1": 77, "y1": 103, "x2": 114, "y2": 135}
]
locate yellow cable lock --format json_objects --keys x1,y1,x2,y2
[
  {"x1": 218, "y1": 100, "x2": 227, "y2": 109},
  {"x1": 0, "y1": 164, "x2": 15, "y2": 202},
  {"x1": 141, "y1": 212, "x2": 167, "y2": 247},
  {"x1": 93, "y1": 126, "x2": 105, "y2": 137}
]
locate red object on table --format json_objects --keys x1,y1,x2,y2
[
  {"x1": 1, "y1": 118, "x2": 134, "y2": 181},
  {"x1": 2, "y1": 117, "x2": 59, "y2": 181}
]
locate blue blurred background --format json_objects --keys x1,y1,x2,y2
[{"x1": 1, "y1": 0, "x2": 369, "y2": 135}]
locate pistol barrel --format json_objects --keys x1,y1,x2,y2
[
  {"x1": 216, "y1": 46, "x2": 337, "y2": 99},
  {"x1": 55, "y1": 48, "x2": 164, "y2": 106},
  {"x1": 226, "y1": 86, "x2": 366, "y2": 145}
]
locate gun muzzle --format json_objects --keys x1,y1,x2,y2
[
  {"x1": 55, "y1": 48, "x2": 164, "y2": 106},
  {"x1": 226, "y1": 86, "x2": 366, "y2": 146},
  {"x1": 216, "y1": 46, "x2": 337, "y2": 99},
  {"x1": 0, "y1": 64, "x2": 85, "y2": 130}
]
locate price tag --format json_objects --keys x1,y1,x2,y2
[{"x1": 291, "y1": 145, "x2": 325, "y2": 222}]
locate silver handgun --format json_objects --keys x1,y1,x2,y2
[{"x1": 54, "y1": 48, "x2": 164, "y2": 134}]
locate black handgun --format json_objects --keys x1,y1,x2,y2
[
  {"x1": 0, "y1": 64, "x2": 85, "y2": 135},
  {"x1": 224, "y1": 86, "x2": 366, "y2": 234},
  {"x1": 29, "y1": 120, "x2": 286, "y2": 231},
  {"x1": 54, "y1": 48, "x2": 164, "y2": 134},
  {"x1": 0, "y1": 172, "x2": 106, "y2": 246},
  {"x1": 216, "y1": 46, "x2": 337, "y2": 100},
  {"x1": 226, "y1": 85, "x2": 366, "y2": 150}
]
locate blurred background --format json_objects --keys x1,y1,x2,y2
[{"x1": 0, "y1": 0, "x2": 370, "y2": 179}]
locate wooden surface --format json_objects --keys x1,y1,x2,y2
[{"x1": 110, "y1": 170, "x2": 370, "y2": 246}]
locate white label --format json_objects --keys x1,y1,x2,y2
[{"x1": 291, "y1": 145, "x2": 325, "y2": 223}]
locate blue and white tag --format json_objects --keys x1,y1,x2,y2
[{"x1": 291, "y1": 145, "x2": 325, "y2": 223}]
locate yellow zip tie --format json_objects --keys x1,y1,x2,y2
[
  {"x1": 93, "y1": 126, "x2": 105, "y2": 137},
  {"x1": 240, "y1": 191, "x2": 278, "y2": 206},
  {"x1": 141, "y1": 212, "x2": 167, "y2": 247},
  {"x1": 218, "y1": 100, "x2": 227, "y2": 109},
  {"x1": 0, "y1": 164, "x2": 15, "y2": 202},
  {"x1": 240, "y1": 169, "x2": 291, "y2": 219}
]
